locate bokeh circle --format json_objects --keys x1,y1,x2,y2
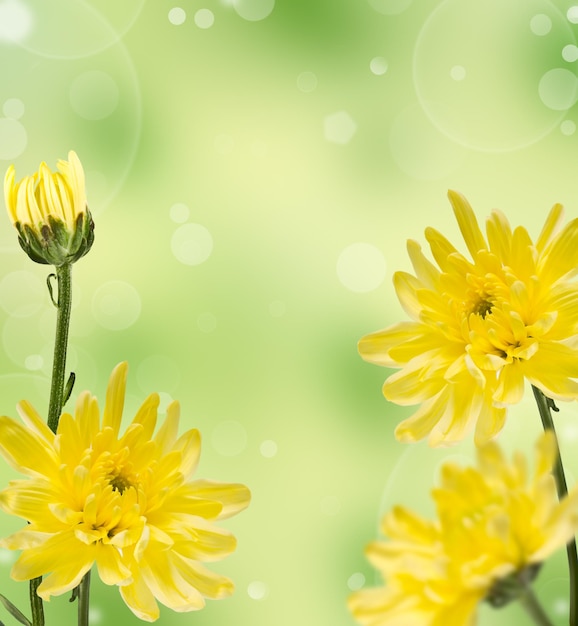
[{"x1": 414, "y1": 0, "x2": 577, "y2": 152}]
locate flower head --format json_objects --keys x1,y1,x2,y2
[
  {"x1": 359, "y1": 191, "x2": 578, "y2": 445},
  {"x1": 348, "y1": 432, "x2": 578, "y2": 626},
  {"x1": 0, "y1": 363, "x2": 250, "y2": 622},
  {"x1": 4, "y1": 151, "x2": 94, "y2": 266}
]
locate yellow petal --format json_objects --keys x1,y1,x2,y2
[
  {"x1": 393, "y1": 271, "x2": 424, "y2": 320},
  {"x1": 140, "y1": 551, "x2": 206, "y2": 611},
  {"x1": 119, "y1": 568, "x2": 160, "y2": 622},
  {"x1": 16, "y1": 400, "x2": 55, "y2": 445},
  {"x1": 173, "y1": 428, "x2": 201, "y2": 478},
  {"x1": 0, "y1": 417, "x2": 58, "y2": 478},
  {"x1": 539, "y1": 217, "x2": 578, "y2": 283},
  {"x1": 394, "y1": 390, "x2": 449, "y2": 443},
  {"x1": 102, "y1": 362, "x2": 128, "y2": 436},
  {"x1": 358, "y1": 322, "x2": 428, "y2": 367},
  {"x1": 186, "y1": 480, "x2": 251, "y2": 520},
  {"x1": 130, "y1": 393, "x2": 160, "y2": 440},
  {"x1": 4, "y1": 165, "x2": 16, "y2": 223},
  {"x1": 12, "y1": 530, "x2": 92, "y2": 591},
  {"x1": 154, "y1": 400, "x2": 180, "y2": 453},
  {"x1": 406, "y1": 239, "x2": 440, "y2": 290},
  {"x1": 485, "y1": 209, "x2": 512, "y2": 262},
  {"x1": 536, "y1": 203, "x2": 564, "y2": 252},
  {"x1": 447, "y1": 190, "x2": 487, "y2": 259},
  {"x1": 493, "y1": 361, "x2": 525, "y2": 406},
  {"x1": 95, "y1": 543, "x2": 132, "y2": 586}
]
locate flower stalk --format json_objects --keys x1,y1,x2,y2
[
  {"x1": 47, "y1": 263, "x2": 73, "y2": 433},
  {"x1": 532, "y1": 385, "x2": 578, "y2": 626},
  {"x1": 29, "y1": 578, "x2": 44, "y2": 626},
  {"x1": 78, "y1": 571, "x2": 90, "y2": 626}
]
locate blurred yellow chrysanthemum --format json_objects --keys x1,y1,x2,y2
[
  {"x1": 0, "y1": 363, "x2": 250, "y2": 622},
  {"x1": 349, "y1": 432, "x2": 578, "y2": 626},
  {"x1": 4, "y1": 151, "x2": 94, "y2": 265},
  {"x1": 360, "y1": 191, "x2": 578, "y2": 445}
]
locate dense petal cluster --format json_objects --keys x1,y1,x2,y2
[
  {"x1": 359, "y1": 191, "x2": 578, "y2": 445},
  {"x1": 0, "y1": 363, "x2": 250, "y2": 622},
  {"x1": 349, "y1": 432, "x2": 578, "y2": 626},
  {"x1": 4, "y1": 151, "x2": 94, "y2": 265}
]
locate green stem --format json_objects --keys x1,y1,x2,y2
[
  {"x1": 519, "y1": 584, "x2": 555, "y2": 626},
  {"x1": 47, "y1": 263, "x2": 73, "y2": 433},
  {"x1": 532, "y1": 385, "x2": 578, "y2": 626},
  {"x1": 78, "y1": 571, "x2": 91, "y2": 626},
  {"x1": 29, "y1": 264, "x2": 74, "y2": 626},
  {"x1": 29, "y1": 578, "x2": 44, "y2": 626}
]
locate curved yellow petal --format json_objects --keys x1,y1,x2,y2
[
  {"x1": 102, "y1": 361, "x2": 128, "y2": 436},
  {"x1": 447, "y1": 190, "x2": 487, "y2": 258}
]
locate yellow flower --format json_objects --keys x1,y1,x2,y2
[
  {"x1": 348, "y1": 432, "x2": 578, "y2": 625},
  {"x1": 0, "y1": 363, "x2": 250, "y2": 622},
  {"x1": 359, "y1": 191, "x2": 578, "y2": 445},
  {"x1": 4, "y1": 151, "x2": 94, "y2": 266}
]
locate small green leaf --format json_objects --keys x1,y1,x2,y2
[{"x1": 0, "y1": 594, "x2": 32, "y2": 626}]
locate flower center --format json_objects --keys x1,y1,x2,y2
[
  {"x1": 108, "y1": 471, "x2": 133, "y2": 494},
  {"x1": 472, "y1": 296, "x2": 493, "y2": 319}
]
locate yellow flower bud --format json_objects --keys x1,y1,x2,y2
[{"x1": 4, "y1": 151, "x2": 94, "y2": 266}]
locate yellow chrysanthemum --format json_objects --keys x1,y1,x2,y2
[
  {"x1": 359, "y1": 191, "x2": 578, "y2": 445},
  {"x1": 0, "y1": 363, "x2": 250, "y2": 622},
  {"x1": 4, "y1": 151, "x2": 94, "y2": 265},
  {"x1": 349, "y1": 432, "x2": 578, "y2": 626}
]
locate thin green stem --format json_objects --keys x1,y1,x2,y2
[
  {"x1": 47, "y1": 263, "x2": 73, "y2": 433},
  {"x1": 29, "y1": 264, "x2": 74, "y2": 626},
  {"x1": 519, "y1": 584, "x2": 555, "y2": 626},
  {"x1": 29, "y1": 578, "x2": 44, "y2": 626},
  {"x1": 532, "y1": 385, "x2": 578, "y2": 626},
  {"x1": 77, "y1": 570, "x2": 91, "y2": 626}
]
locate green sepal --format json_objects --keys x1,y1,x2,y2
[
  {"x1": 47, "y1": 214, "x2": 69, "y2": 247},
  {"x1": 0, "y1": 594, "x2": 32, "y2": 626},
  {"x1": 18, "y1": 224, "x2": 49, "y2": 265},
  {"x1": 485, "y1": 563, "x2": 541, "y2": 609},
  {"x1": 12, "y1": 207, "x2": 95, "y2": 267}
]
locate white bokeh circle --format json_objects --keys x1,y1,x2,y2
[
  {"x1": 194, "y1": 9, "x2": 214, "y2": 28},
  {"x1": 0, "y1": 117, "x2": 27, "y2": 159},
  {"x1": 247, "y1": 581, "x2": 269, "y2": 600},
  {"x1": 369, "y1": 57, "x2": 388, "y2": 75},
  {"x1": 260, "y1": 439, "x2": 278, "y2": 457},
  {"x1": 169, "y1": 203, "x2": 190, "y2": 223},
  {"x1": 3, "y1": 98, "x2": 25, "y2": 119},
  {"x1": 233, "y1": 0, "x2": 275, "y2": 21},
  {"x1": 297, "y1": 71, "x2": 318, "y2": 93},
  {"x1": 538, "y1": 68, "x2": 578, "y2": 110},
  {"x1": 336, "y1": 243, "x2": 386, "y2": 293},
  {"x1": 15, "y1": 0, "x2": 146, "y2": 58},
  {"x1": 414, "y1": 0, "x2": 576, "y2": 152},
  {"x1": 168, "y1": 7, "x2": 186, "y2": 25},
  {"x1": 0, "y1": 0, "x2": 32, "y2": 43},
  {"x1": 171, "y1": 224, "x2": 214, "y2": 266}
]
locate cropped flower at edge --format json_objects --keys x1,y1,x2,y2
[
  {"x1": 0, "y1": 363, "x2": 251, "y2": 622},
  {"x1": 359, "y1": 191, "x2": 578, "y2": 446},
  {"x1": 4, "y1": 150, "x2": 94, "y2": 266},
  {"x1": 349, "y1": 432, "x2": 578, "y2": 626}
]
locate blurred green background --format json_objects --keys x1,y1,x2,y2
[{"x1": 0, "y1": 0, "x2": 578, "y2": 624}]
